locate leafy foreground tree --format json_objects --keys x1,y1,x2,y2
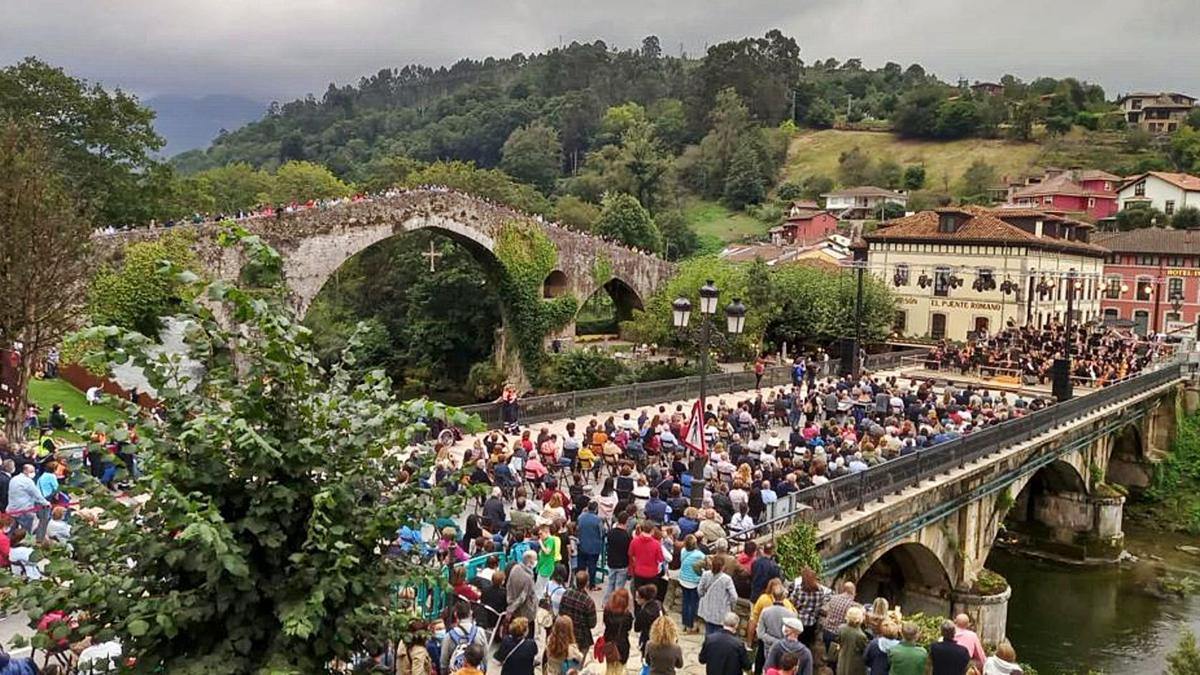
[
  {"x1": 1170, "y1": 629, "x2": 1200, "y2": 675},
  {"x1": 5, "y1": 232, "x2": 480, "y2": 673}
]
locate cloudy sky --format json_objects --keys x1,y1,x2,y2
[{"x1": 3, "y1": 0, "x2": 1196, "y2": 103}]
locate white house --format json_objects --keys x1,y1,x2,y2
[
  {"x1": 821, "y1": 186, "x2": 907, "y2": 220},
  {"x1": 1116, "y1": 172, "x2": 1200, "y2": 216}
]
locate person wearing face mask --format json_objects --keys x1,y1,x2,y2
[
  {"x1": 507, "y1": 549, "x2": 539, "y2": 625},
  {"x1": 6, "y1": 463, "x2": 49, "y2": 541}
]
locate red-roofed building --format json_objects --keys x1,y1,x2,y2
[
  {"x1": 771, "y1": 205, "x2": 839, "y2": 245},
  {"x1": 1093, "y1": 228, "x2": 1200, "y2": 336},
  {"x1": 1008, "y1": 172, "x2": 1118, "y2": 221},
  {"x1": 1116, "y1": 172, "x2": 1200, "y2": 216}
]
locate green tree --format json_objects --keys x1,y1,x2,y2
[
  {"x1": 355, "y1": 155, "x2": 426, "y2": 193},
  {"x1": 801, "y1": 174, "x2": 836, "y2": 203},
  {"x1": 876, "y1": 159, "x2": 904, "y2": 190},
  {"x1": 894, "y1": 87, "x2": 946, "y2": 138},
  {"x1": 903, "y1": 165, "x2": 927, "y2": 190},
  {"x1": 1172, "y1": 206, "x2": 1200, "y2": 230},
  {"x1": 499, "y1": 122, "x2": 563, "y2": 193},
  {"x1": 723, "y1": 138, "x2": 767, "y2": 209},
  {"x1": 598, "y1": 102, "x2": 648, "y2": 145},
  {"x1": 1168, "y1": 630, "x2": 1200, "y2": 675},
  {"x1": 959, "y1": 159, "x2": 998, "y2": 200},
  {"x1": 595, "y1": 192, "x2": 662, "y2": 252},
  {"x1": 272, "y1": 160, "x2": 352, "y2": 203},
  {"x1": 193, "y1": 162, "x2": 276, "y2": 213},
  {"x1": 0, "y1": 57, "x2": 165, "y2": 224},
  {"x1": 776, "y1": 181, "x2": 805, "y2": 201},
  {"x1": 403, "y1": 160, "x2": 551, "y2": 215},
  {"x1": 1045, "y1": 114, "x2": 1074, "y2": 136},
  {"x1": 1115, "y1": 204, "x2": 1167, "y2": 230},
  {"x1": 88, "y1": 232, "x2": 199, "y2": 337},
  {"x1": 1125, "y1": 127, "x2": 1154, "y2": 152},
  {"x1": 657, "y1": 209, "x2": 699, "y2": 260},
  {"x1": 805, "y1": 99, "x2": 836, "y2": 129},
  {"x1": 1007, "y1": 103, "x2": 1035, "y2": 141},
  {"x1": 0, "y1": 121, "x2": 93, "y2": 441},
  {"x1": 7, "y1": 233, "x2": 482, "y2": 671},
  {"x1": 934, "y1": 99, "x2": 981, "y2": 139},
  {"x1": 648, "y1": 98, "x2": 689, "y2": 151},
  {"x1": 543, "y1": 349, "x2": 628, "y2": 391},
  {"x1": 1169, "y1": 127, "x2": 1200, "y2": 172},
  {"x1": 553, "y1": 194, "x2": 601, "y2": 231},
  {"x1": 618, "y1": 124, "x2": 671, "y2": 212},
  {"x1": 837, "y1": 147, "x2": 875, "y2": 186}
]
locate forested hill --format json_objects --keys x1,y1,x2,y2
[{"x1": 172, "y1": 30, "x2": 1117, "y2": 183}]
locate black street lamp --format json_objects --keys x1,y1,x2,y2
[{"x1": 672, "y1": 280, "x2": 747, "y2": 506}]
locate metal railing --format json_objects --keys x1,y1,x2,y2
[
  {"x1": 460, "y1": 348, "x2": 928, "y2": 429},
  {"x1": 743, "y1": 355, "x2": 1187, "y2": 539}
]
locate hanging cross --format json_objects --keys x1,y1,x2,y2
[{"x1": 423, "y1": 241, "x2": 443, "y2": 272}]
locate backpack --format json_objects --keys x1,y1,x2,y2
[{"x1": 448, "y1": 625, "x2": 480, "y2": 673}]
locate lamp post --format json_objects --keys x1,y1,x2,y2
[
  {"x1": 1052, "y1": 269, "x2": 1079, "y2": 402},
  {"x1": 845, "y1": 244, "x2": 868, "y2": 378},
  {"x1": 672, "y1": 280, "x2": 747, "y2": 506}
]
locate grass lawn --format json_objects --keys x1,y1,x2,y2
[
  {"x1": 683, "y1": 199, "x2": 768, "y2": 243},
  {"x1": 26, "y1": 378, "x2": 127, "y2": 442},
  {"x1": 784, "y1": 129, "x2": 1042, "y2": 188}
]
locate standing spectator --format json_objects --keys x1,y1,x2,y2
[
  {"x1": 479, "y1": 569, "x2": 507, "y2": 629},
  {"x1": 482, "y1": 487, "x2": 506, "y2": 533},
  {"x1": 6, "y1": 463, "x2": 48, "y2": 541},
  {"x1": 558, "y1": 571, "x2": 597, "y2": 655},
  {"x1": 750, "y1": 542, "x2": 783, "y2": 599},
  {"x1": 645, "y1": 615, "x2": 684, "y2": 675},
  {"x1": 697, "y1": 556, "x2": 738, "y2": 635},
  {"x1": 765, "y1": 617, "x2": 812, "y2": 675},
  {"x1": 982, "y1": 641, "x2": 1023, "y2": 675},
  {"x1": 536, "y1": 524, "x2": 562, "y2": 596},
  {"x1": 0, "y1": 460, "x2": 12, "y2": 513},
  {"x1": 756, "y1": 585, "x2": 798, "y2": 675},
  {"x1": 953, "y1": 614, "x2": 987, "y2": 673},
  {"x1": 822, "y1": 581, "x2": 858, "y2": 651},
  {"x1": 699, "y1": 612, "x2": 752, "y2": 675},
  {"x1": 543, "y1": 615, "x2": 583, "y2": 675},
  {"x1": 863, "y1": 620, "x2": 899, "y2": 675},
  {"x1": 629, "y1": 521, "x2": 665, "y2": 592},
  {"x1": 887, "y1": 622, "x2": 929, "y2": 675},
  {"x1": 634, "y1": 584, "x2": 663, "y2": 655},
  {"x1": 930, "y1": 620, "x2": 970, "y2": 675},
  {"x1": 440, "y1": 603, "x2": 489, "y2": 675},
  {"x1": 605, "y1": 512, "x2": 633, "y2": 600},
  {"x1": 834, "y1": 606, "x2": 869, "y2": 675},
  {"x1": 507, "y1": 550, "x2": 538, "y2": 625},
  {"x1": 577, "y1": 502, "x2": 605, "y2": 588},
  {"x1": 678, "y1": 535, "x2": 707, "y2": 633},
  {"x1": 790, "y1": 568, "x2": 830, "y2": 648},
  {"x1": 496, "y1": 617, "x2": 538, "y2": 675},
  {"x1": 602, "y1": 588, "x2": 635, "y2": 668}
]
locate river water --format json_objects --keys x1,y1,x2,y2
[{"x1": 988, "y1": 524, "x2": 1200, "y2": 674}]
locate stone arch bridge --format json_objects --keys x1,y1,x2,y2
[
  {"x1": 93, "y1": 189, "x2": 677, "y2": 380},
  {"x1": 753, "y1": 358, "x2": 1198, "y2": 644}
]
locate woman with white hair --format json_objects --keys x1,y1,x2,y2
[{"x1": 834, "y1": 605, "x2": 869, "y2": 675}]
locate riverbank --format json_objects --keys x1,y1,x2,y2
[{"x1": 990, "y1": 523, "x2": 1200, "y2": 674}]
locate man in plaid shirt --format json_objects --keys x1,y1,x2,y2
[
  {"x1": 821, "y1": 581, "x2": 859, "y2": 650},
  {"x1": 558, "y1": 570, "x2": 597, "y2": 652}
]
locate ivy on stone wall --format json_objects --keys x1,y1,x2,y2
[
  {"x1": 591, "y1": 252, "x2": 613, "y2": 289},
  {"x1": 775, "y1": 521, "x2": 823, "y2": 578},
  {"x1": 495, "y1": 221, "x2": 578, "y2": 379}
]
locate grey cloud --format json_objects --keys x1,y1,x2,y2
[{"x1": 1, "y1": 0, "x2": 1196, "y2": 101}]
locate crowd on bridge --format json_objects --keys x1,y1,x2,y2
[
  {"x1": 92, "y1": 186, "x2": 666, "y2": 260},
  {"x1": 368, "y1": 351, "x2": 1056, "y2": 674},
  {"x1": 924, "y1": 321, "x2": 1164, "y2": 387}
]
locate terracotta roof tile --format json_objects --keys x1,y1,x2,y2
[
  {"x1": 863, "y1": 206, "x2": 1106, "y2": 256},
  {"x1": 1092, "y1": 228, "x2": 1200, "y2": 255},
  {"x1": 1010, "y1": 173, "x2": 1090, "y2": 199},
  {"x1": 1119, "y1": 172, "x2": 1200, "y2": 193}
]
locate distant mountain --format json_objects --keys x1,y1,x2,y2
[{"x1": 147, "y1": 94, "x2": 266, "y2": 156}]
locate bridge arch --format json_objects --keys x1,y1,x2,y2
[
  {"x1": 856, "y1": 542, "x2": 954, "y2": 618},
  {"x1": 542, "y1": 270, "x2": 570, "y2": 298},
  {"x1": 1106, "y1": 423, "x2": 1151, "y2": 491},
  {"x1": 574, "y1": 276, "x2": 646, "y2": 337}
]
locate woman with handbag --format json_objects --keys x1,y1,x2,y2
[
  {"x1": 543, "y1": 615, "x2": 584, "y2": 675},
  {"x1": 601, "y1": 588, "x2": 634, "y2": 669}
]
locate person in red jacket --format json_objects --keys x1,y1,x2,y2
[{"x1": 628, "y1": 522, "x2": 664, "y2": 591}]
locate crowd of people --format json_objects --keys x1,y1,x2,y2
[
  {"x1": 925, "y1": 322, "x2": 1165, "y2": 387},
  {"x1": 374, "y1": 351, "x2": 1063, "y2": 674},
  {"x1": 92, "y1": 186, "x2": 666, "y2": 260}
]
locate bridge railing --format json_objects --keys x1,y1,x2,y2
[
  {"x1": 460, "y1": 348, "x2": 927, "y2": 429},
  {"x1": 744, "y1": 356, "x2": 1186, "y2": 539}
]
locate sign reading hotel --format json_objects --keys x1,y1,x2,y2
[{"x1": 1165, "y1": 268, "x2": 1200, "y2": 277}]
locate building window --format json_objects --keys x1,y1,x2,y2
[
  {"x1": 1043, "y1": 195, "x2": 1053, "y2": 205},
  {"x1": 1168, "y1": 256, "x2": 1185, "y2": 267},
  {"x1": 893, "y1": 310, "x2": 907, "y2": 333},
  {"x1": 1132, "y1": 99, "x2": 1143, "y2": 110},
  {"x1": 1166, "y1": 200, "x2": 1176, "y2": 215},
  {"x1": 1087, "y1": 197, "x2": 1096, "y2": 208},
  {"x1": 1103, "y1": 308, "x2": 1119, "y2": 324},
  {"x1": 1105, "y1": 276, "x2": 1122, "y2": 299},
  {"x1": 934, "y1": 267, "x2": 952, "y2": 297},
  {"x1": 1166, "y1": 311, "x2": 1182, "y2": 324},
  {"x1": 1134, "y1": 181, "x2": 1146, "y2": 197},
  {"x1": 1138, "y1": 255, "x2": 1156, "y2": 265},
  {"x1": 1133, "y1": 310, "x2": 1149, "y2": 336},
  {"x1": 930, "y1": 313, "x2": 947, "y2": 340},
  {"x1": 1136, "y1": 276, "x2": 1154, "y2": 302},
  {"x1": 1169, "y1": 277, "x2": 1184, "y2": 301}
]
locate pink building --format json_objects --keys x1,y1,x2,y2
[
  {"x1": 771, "y1": 208, "x2": 839, "y2": 245},
  {"x1": 1009, "y1": 171, "x2": 1119, "y2": 221}
]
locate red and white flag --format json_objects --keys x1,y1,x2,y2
[{"x1": 682, "y1": 399, "x2": 707, "y2": 458}]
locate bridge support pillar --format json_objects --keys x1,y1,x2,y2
[
  {"x1": 1009, "y1": 489, "x2": 1125, "y2": 562},
  {"x1": 950, "y1": 583, "x2": 1011, "y2": 647}
]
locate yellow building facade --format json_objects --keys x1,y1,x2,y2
[{"x1": 862, "y1": 207, "x2": 1107, "y2": 342}]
